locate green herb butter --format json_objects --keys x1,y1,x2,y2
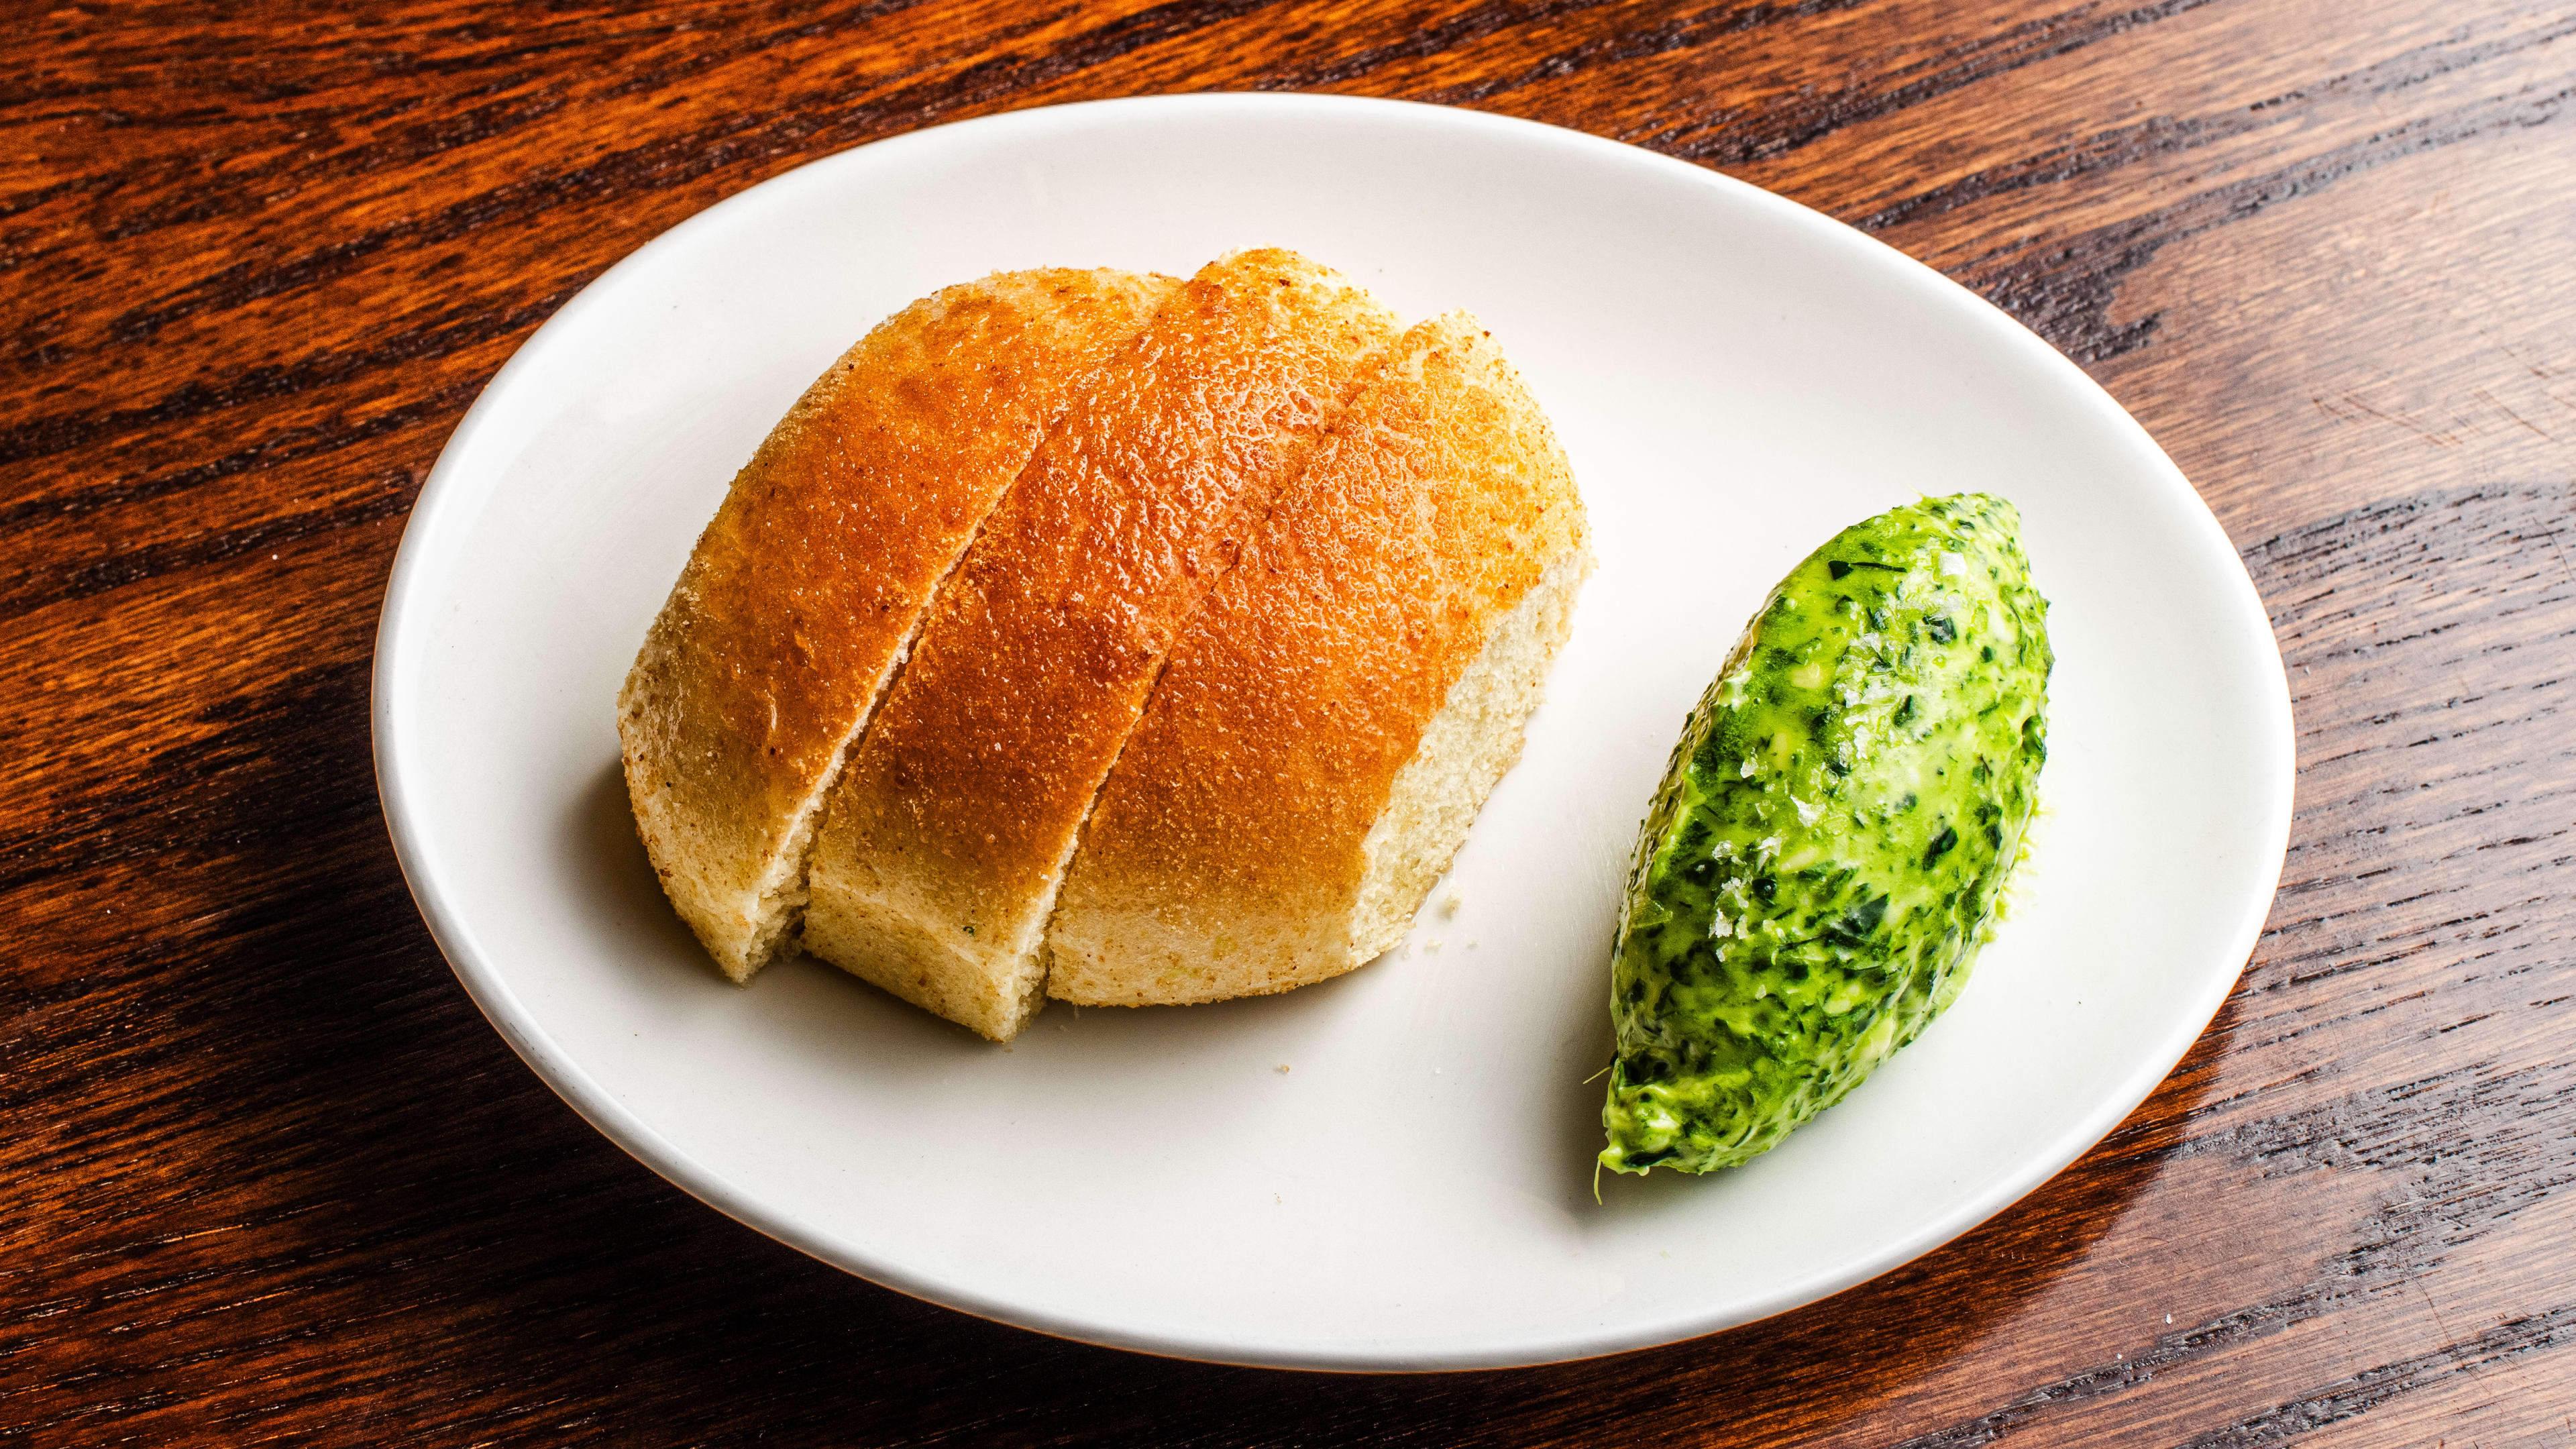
[{"x1": 1600, "y1": 494, "x2": 2051, "y2": 1175}]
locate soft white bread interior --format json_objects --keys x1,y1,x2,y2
[
  {"x1": 616, "y1": 268, "x2": 1177, "y2": 981},
  {"x1": 800, "y1": 249, "x2": 1403, "y2": 1040},
  {"x1": 1044, "y1": 313, "x2": 1591, "y2": 1006},
  {"x1": 1345, "y1": 547, "x2": 1589, "y2": 958}
]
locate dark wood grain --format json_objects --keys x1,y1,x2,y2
[{"x1": 8, "y1": 1, "x2": 2575, "y2": 1442}]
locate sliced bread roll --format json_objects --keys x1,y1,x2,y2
[
  {"x1": 618, "y1": 268, "x2": 1178, "y2": 981},
  {"x1": 1044, "y1": 313, "x2": 1591, "y2": 1006},
  {"x1": 802, "y1": 249, "x2": 1402, "y2": 1040}
]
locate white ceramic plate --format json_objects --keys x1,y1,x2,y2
[{"x1": 374, "y1": 94, "x2": 2292, "y2": 1371}]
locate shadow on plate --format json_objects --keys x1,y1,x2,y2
[{"x1": 562, "y1": 755, "x2": 708, "y2": 971}]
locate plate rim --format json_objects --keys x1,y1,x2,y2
[{"x1": 371, "y1": 90, "x2": 2295, "y2": 1372}]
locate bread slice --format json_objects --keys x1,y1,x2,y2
[
  {"x1": 1044, "y1": 313, "x2": 1591, "y2": 1006},
  {"x1": 802, "y1": 249, "x2": 1401, "y2": 1040},
  {"x1": 616, "y1": 268, "x2": 1178, "y2": 981}
]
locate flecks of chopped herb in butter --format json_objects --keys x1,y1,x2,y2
[{"x1": 1600, "y1": 494, "x2": 2051, "y2": 1175}]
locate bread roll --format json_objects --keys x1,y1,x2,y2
[
  {"x1": 802, "y1": 249, "x2": 1401, "y2": 1040},
  {"x1": 617, "y1": 268, "x2": 1178, "y2": 981},
  {"x1": 1044, "y1": 313, "x2": 1591, "y2": 1006}
]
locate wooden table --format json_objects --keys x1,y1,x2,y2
[{"x1": 11, "y1": 2, "x2": 2574, "y2": 1441}]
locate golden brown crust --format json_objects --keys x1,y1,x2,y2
[
  {"x1": 1045, "y1": 313, "x2": 1590, "y2": 1005},
  {"x1": 616, "y1": 268, "x2": 1179, "y2": 980},
  {"x1": 802, "y1": 249, "x2": 1401, "y2": 1038}
]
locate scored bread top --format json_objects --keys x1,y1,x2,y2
[
  {"x1": 802, "y1": 248, "x2": 1402, "y2": 1040},
  {"x1": 1045, "y1": 313, "x2": 1591, "y2": 1004},
  {"x1": 616, "y1": 268, "x2": 1179, "y2": 981}
]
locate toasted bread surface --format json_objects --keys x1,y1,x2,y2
[
  {"x1": 1044, "y1": 313, "x2": 1591, "y2": 1006},
  {"x1": 617, "y1": 268, "x2": 1177, "y2": 981},
  {"x1": 802, "y1": 249, "x2": 1401, "y2": 1039}
]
